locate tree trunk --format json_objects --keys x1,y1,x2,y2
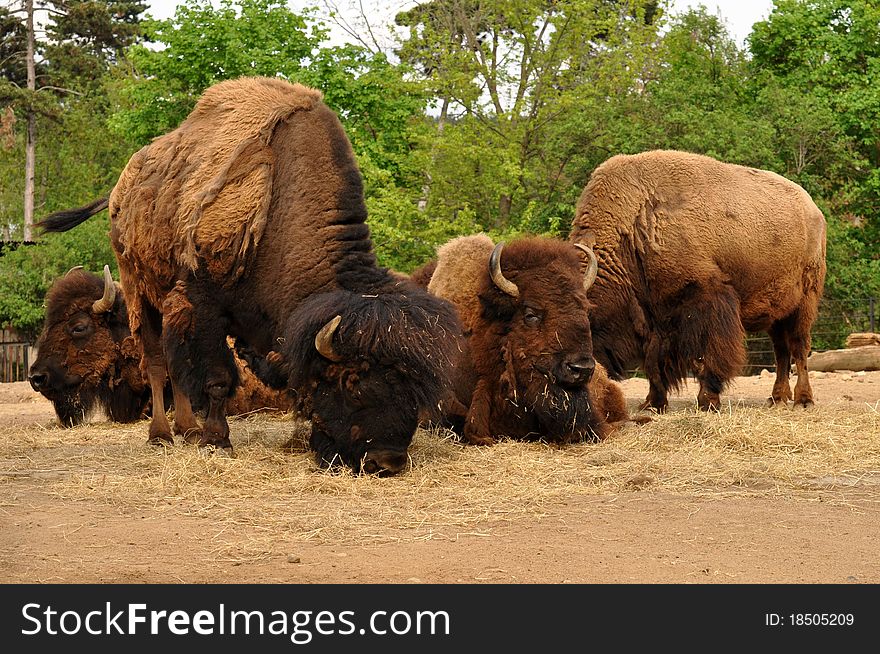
[
  {"x1": 23, "y1": 0, "x2": 36, "y2": 242},
  {"x1": 499, "y1": 194, "x2": 511, "y2": 226},
  {"x1": 418, "y1": 96, "x2": 449, "y2": 213}
]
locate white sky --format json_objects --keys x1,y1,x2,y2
[{"x1": 142, "y1": 1, "x2": 776, "y2": 49}]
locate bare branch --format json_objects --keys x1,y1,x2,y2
[{"x1": 36, "y1": 85, "x2": 84, "y2": 96}]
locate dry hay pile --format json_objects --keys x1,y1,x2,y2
[{"x1": 2, "y1": 401, "x2": 879, "y2": 561}]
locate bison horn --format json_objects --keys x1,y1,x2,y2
[
  {"x1": 65, "y1": 265, "x2": 84, "y2": 276},
  {"x1": 92, "y1": 265, "x2": 116, "y2": 314},
  {"x1": 315, "y1": 314, "x2": 343, "y2": 362},
  {"x1": 489, "y1": 242, "x2": 519, "y2": 298},
  {"x1": 574, "y1": 243, "x2": 599, "y2": 292}
]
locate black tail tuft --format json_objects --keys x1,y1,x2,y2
[{"x1": 36, "y1": 196, "x2": 109, "y2": 233}]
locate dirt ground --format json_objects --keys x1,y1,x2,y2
[{"x1": 1, "y1": 370, "x2": 878, "y2": 584}]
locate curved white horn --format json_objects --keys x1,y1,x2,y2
[
  {"x1": 315, "y1": 315, "x2": 343, "y2": 362},
  {"x1": 489, "y1": 242, "x2": 519, "y2": 298},
  {"x1": 92, "y1": 265, "x2": 116, "y2": 314},
  {"x1": 574, "y1": 243, "x2": 598, "y2": 292}
]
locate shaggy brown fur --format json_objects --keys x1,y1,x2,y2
[
  {"x1": 37, "y1": 77, "x2": 462, "y2": 475},
  {"x1": 570, "y1": 150, "x2": 827, "y2": 411},
  {"x1": 421, "y1": 234, "x2": 646, "y2": 445},
  {"x1": 28, "y1": 269, "x2": 292, "y2": 426}
]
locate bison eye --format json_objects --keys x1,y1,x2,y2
[
  {"x1": 68, "y1": 323, "x2": 90, "y2": 337},
  {"x1": 523, "y1": 307, "x2": 541, "y2": 327}
]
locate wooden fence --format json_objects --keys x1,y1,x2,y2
[{"x1": 1, "y1": 328, "x2": 31, "y2": 383}]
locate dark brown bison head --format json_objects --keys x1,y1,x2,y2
[
  {"x1": 28, "y1": 266, "x2": 149, "y2": 426},
  {"x1": 473, "y1": 237, "x2": 600, "y2": 441},
  {"x1": 278, "y1": 284, "x2": 462, "y2": 476}
]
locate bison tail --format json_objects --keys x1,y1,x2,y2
[{"x1": 36, "y1": 196, "x2": 109, "y2": 233}]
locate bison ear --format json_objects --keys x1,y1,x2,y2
[{"x1": 478, "y1": 288, "x2": 516, "y2": 322}]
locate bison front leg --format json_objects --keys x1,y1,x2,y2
[
  {"x1": 463, "y1": 379, "x2": 495, "y2": 446},
  {"x1": 640, "y1": 334, "x2": 669, "y2": 413},
  {"x1": 639, "y1": 382, "x2": 668, "y2": 414},
  {"x1": 162, "y1": 279, "x2": 238, "y2": 452},
  {"x1": 696, "y1": 369, "x2": 723, "y2": 412},
  {"x1": 202, "y1": 372, "x2": 234, "y2": 452},
  {"x1": 171, "y1": 379, "x2": 202, "y2": 443}
]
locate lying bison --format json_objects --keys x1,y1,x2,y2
[
  {"x1": 412, "y1": 234, "x2": 647, "y2": 444},
  {"x1": 37, "y1": 77, "x2": 461, "y2": 475},
  {"x1": 28, "y1": 265, "x2": 292, "y2": 427},
  {"x1": 570, "y1": 149, "x2": 827, "y2": 412}
]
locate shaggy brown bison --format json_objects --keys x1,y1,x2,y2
[
  {"x1": 28, "y1": 265, "x2": 292, "y2": 427},
  {"x1": 36, "y1": 77, "x2": 461, "y2": 475},
  {"x1": 570, "y1": 149, "x2": 827, "y2": 412},
  {"x1": 412, "y1": 234, "x2": 647, "y2": 444}
]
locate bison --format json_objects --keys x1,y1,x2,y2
[
  {"x1": 27, "y1": 265, "x2": 293, "y2": 427},
  {"x1": 411, "y1": 234, "x2": 647, "y2": 445},
  {"x1": 569, "y1": 149, "x2": 827, "y2": 412},
  {"x1": 36, "y1": 76, "x2": 462, "y2": 475}
]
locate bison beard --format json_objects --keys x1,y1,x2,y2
[
  {"x1": 47, "y1": 382, "x2": 141, "y2": 427},
  {"x1": 507, "y1": 363, "x2": 602, "y2": 443}
]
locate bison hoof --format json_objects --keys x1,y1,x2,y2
[
  {"x1": 793, "y1": 398, "x2": 815, "y2": 409},
  {"x1": 464, "y1": 434, "x2": 495, "y2": 446},
  {"x1": 638, "y1": 400, "x2": 667, "y2": 414},
  {"x1": 199, "y1": 443, "x2": 236, "y2": 458},
  {"x1": 147, "y1": 434, "x2": 174, "y2": 447},
  {"x1": 181, "y1": 429, "x2": 204, "y2": 445},
  {"x1": 766, "y1": 397, "x2": 789, "y2": 408}
]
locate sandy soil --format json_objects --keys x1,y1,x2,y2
[{"x1": 1, "y1": 372, "x2": 878, "y2": 584}]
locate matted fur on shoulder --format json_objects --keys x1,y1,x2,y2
[
  {"x1": 282, "y1": 285, "x2": 462, "y2": 411},
  {"x1": 110, "y1": 76, "x2": 324, "y2": 284}
]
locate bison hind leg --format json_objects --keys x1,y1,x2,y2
[
  {"x1": 787, "y1": 307, "x2": 818, "y2": 409},
  {"x1": 766, "y1": 321, "x2": 794, "y2": 407}
]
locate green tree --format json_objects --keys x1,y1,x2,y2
[
  {"x1": 109, "y1": 0, "x2": 326, "y2": 144},
  {"x1": 749, "y1": 0, "x2": 880, "y2": 301},
  {"x1": 395, "y1": 0, "x2": 660, "y2": 234},
  {"x1": 0, "y1": 0, "x2": 145, "y2": 332}
]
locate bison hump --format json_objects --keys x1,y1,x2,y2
[{"x1": 112, "y1": 77, "x2": 324, "y2": 283}]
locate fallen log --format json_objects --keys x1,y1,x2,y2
[
  {"x1": 845, "y1": 332, "x2": 880, "y2": 348},
  {"x1": 807, "y1": 345, "x2": 880, "y2": 372}
]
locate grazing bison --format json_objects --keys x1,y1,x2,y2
[
  {"x1": 570, "y1": 149, "x2": 827, "y2": 412},
  {"x1": 36, "y1": 77, "x2": 461, "y2": 475},
  {"x1": 28, "y1": 265, "x2": 292, "y2": 427},
  {"x1": 412, "y1": 234, "x2": 647, "y2": 445}
]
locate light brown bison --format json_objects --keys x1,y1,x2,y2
[
  {"x1": 28, "y1": 265, "x2": 292, "y2": 426},
  {"x1": 570, "y1": 150, "x2": 827, "y2": 412},
  {"x1": 412, "y1": 234, "x2": 648, "y2": 445},
  {"x1": 36, "y1": 77, "x2": 462, "y2": 475}
]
